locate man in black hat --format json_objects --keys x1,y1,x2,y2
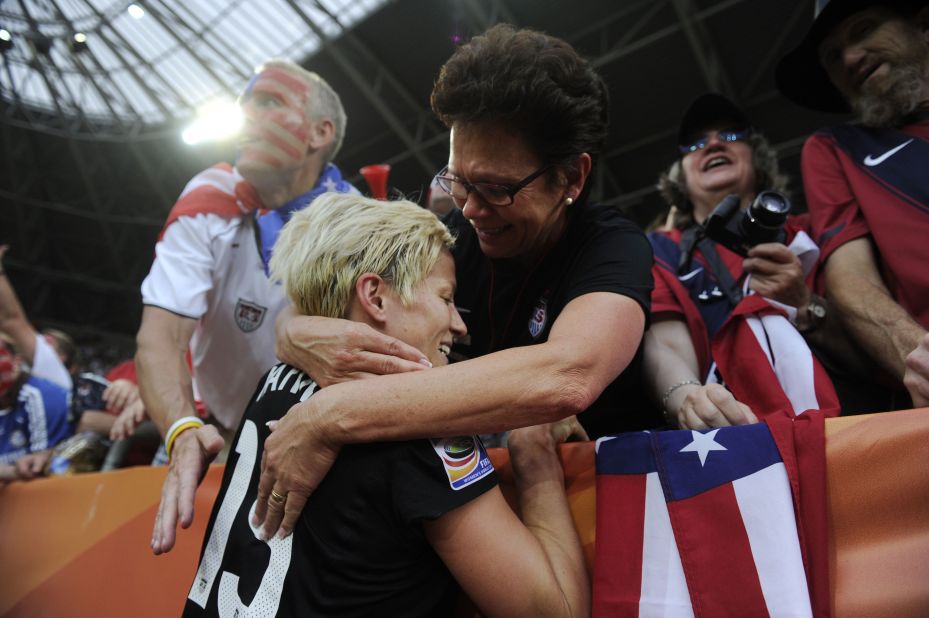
[{"x1": 776, "y1": 0, "x2": 929, "y2": 409}]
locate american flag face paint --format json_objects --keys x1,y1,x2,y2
[{"x1": 237, "y1": 68, "x2": 314, "y2": 172}]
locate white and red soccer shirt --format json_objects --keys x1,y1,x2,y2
[{"x1": 141, "y1": 212, "x2": 286, "y2": 431}]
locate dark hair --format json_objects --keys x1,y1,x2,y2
[
  {"x1": 431, "y1": 24, "x2": 609, "y2": 171},
  {"x1": 656, "y1": 132, "x2": 789, "y2": 229}
]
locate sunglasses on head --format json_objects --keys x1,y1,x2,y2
[{"x1": 679, "y1": 128, "x2": 752, "y2": 155}]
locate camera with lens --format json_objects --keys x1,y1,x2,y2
[{"x1": 703, "y1": 190, "x2": 790, "y2": 256}]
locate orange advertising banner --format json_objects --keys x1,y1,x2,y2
[{"x1": 1, "y1": 409, "x2": 927, "y2": 617}]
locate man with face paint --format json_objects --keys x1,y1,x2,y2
[
  {"x1": 776, "y1": 0, "x2": 929, "y2": 410},
  {"x1": 0, "y1": 337, "x2": 72, "y2": 483},
  {"x1": 137, "y1": 59, "x2": 357, "y2": 554}
]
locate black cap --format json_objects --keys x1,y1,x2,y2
[
  {"x1": 678, "y1": 93, "x2": 752, "y2": 148},
  {"x1": 775, "y1": 0, "x2": 924, "y2": 113}
]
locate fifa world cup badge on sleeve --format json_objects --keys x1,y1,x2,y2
[{"x1": 430, "y1": 436, "x2": 494, "y2": 490}]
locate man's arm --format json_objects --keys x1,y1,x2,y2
[
  {"x1": 76, "y1": 410, "x2": 117, "y2": 435},
  {"x1": 136, "y1": 305, "x2": 199, "y2": 436},
  {"x1": 0, "y1": 245, "x2": 37, "y2": 363},
  {"x1": 255, "y1": 291, "x2": 644, "y2": 537},
  {"x1": 137, "y1": 305, "x2": 224, "y2": 555},
  {"x1": 425, "y1": 422, "x2": 588, "y2": 618},
  {"x1": 745, "y1": 242, "x2": 877, "y2": 376},
  {"x1": 823, "y1": 237, "x2": 927, "y2": 380}
]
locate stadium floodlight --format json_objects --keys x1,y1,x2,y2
[
  {"x1": 71, "y1": 32, "x2": 88, "y2": 53},
  {"x1": 181, "y1": 99, "x2": 243, "y2": 145}
]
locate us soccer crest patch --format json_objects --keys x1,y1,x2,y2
[
  {"x1": 234, "y1": 299, "x2": 267, "y2": 333},
  {"x1": 528, "y1": 296, "x2": 548, "y2": 339},
  {"x1": 430, "y1": 436, "x2": 494, "y2": 490}
]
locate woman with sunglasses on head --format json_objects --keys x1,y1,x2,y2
[
  {"x1": 645, "y1": 93, "x2": 874, "y2": 431},
  {"x1": 245, "y1": 24, "x2": 658, "y2": 541}
]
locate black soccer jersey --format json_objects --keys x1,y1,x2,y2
[
  {"x1": 183, "y1": 363, "x2": 497, "y2": 617},
  {"x1": 445, "y1": 200, "x2": 660, "y2": 437}
]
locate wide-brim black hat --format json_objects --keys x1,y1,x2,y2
[
  {"x1": 775, "y1": 0, "x2": 924, "y2": 113},
  {"x1": 677, "y1": 92, "x2": 752, "y2": 147}
]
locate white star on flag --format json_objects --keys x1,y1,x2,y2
[
  {"x1": 322, "y1": 178, "x2": 338, "y2": 192},
  {"x1": 680, "y1": 428, "x2": 727, "y2": 466}
]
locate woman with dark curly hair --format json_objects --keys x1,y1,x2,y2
[
  {"x1": 250, "y1": 24, "x2": 657, "y2": 539},
  {"x1": 644, "y1": 93, "x2": 873, "y2": 430}
]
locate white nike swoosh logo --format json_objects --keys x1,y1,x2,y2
[
  {"x1": 863, "y1": 139, "x2": 914, "y2": 166},
  {"x1": 678, "y1": 267, "x2": 704, "y2": 282}
]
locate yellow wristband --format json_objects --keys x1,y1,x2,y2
[{"x1": 165, "y1": 418, "x2": 205, "y2": 459}]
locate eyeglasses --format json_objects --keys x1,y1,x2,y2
[
  {"x1": 679, "y1": 128, "x2": 752, "y2": 155},
  {"x1": 433, "y1": 163, "x2": 552, "y2": 208}
]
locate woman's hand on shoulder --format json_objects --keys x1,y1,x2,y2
[
  {"x1": 252, "y1": 395, "x2": 342, "y2": 540},
  {"x1": 275, "y1": 310, "x2": 432, "y2": 387}
]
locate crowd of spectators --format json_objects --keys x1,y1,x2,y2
[{"x1": 4, "y1": 0, "x2": 929, "y2": 613}]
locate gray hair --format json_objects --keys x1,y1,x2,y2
[{"x1": 257, "y1": 59, "x2": 347, "y2": 163}]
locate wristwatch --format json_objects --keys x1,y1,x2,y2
[{"x1": 799, "y1": 295, "x2": 827, "y2": 333}]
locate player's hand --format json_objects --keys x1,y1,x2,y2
[
  {"x1": 510, "y1": 415, "x2": 589, "y2": 449},
  {"x1": 151, "y1": 425, "x2": 224, "y2": 555},
  {"x1": 674, "y1": 383, "x2": 758, "y2": 430},
  {"x1": 110, "y1": 398, "x2": 147, "y2": 441},
  {"x1": 103, "y1": 379, "x2": 140, "y2": 413},
  {"x1": 744, "y1": 243, "x2": 810, "y2": 309},
  {"x1": 252, "y1": 398, "x2": 341, "y2": 540},
  {"x1": 276, "y1": 313, "x2": 431, "y2": 387},
  {"x1": 508, "y1": 417, "x2": 585, "y2": 486},
  {"x1": 904, "y1": 333, "x2": 929, "y2": 408}
]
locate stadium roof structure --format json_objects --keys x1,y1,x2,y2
[{"x1": 0, "y1": 0, "x2": 844, "y2": 342}]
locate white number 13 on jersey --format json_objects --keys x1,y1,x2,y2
[{"x1": 187, "y1": 420, "x2": 293, "y2": 616}]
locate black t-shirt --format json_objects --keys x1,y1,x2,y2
[
  {"x1": 445, "y1": 201, "x2": 659, "y2": 437},
  {"x1": 183, "y1": 364, "x2": 497, "y2": 617}
]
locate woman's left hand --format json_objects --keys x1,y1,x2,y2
[
  {"x1": 743, "y1": 242, "x2": 810, "y2": 309},
  {"x1": 252, "y1": 397, "x2": 341, "y2": 540}
]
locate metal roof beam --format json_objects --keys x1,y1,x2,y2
[
  {"x1": 457, "y1": 0, "x2": 519, "y2": 32},
  {"x1": 14, "y1": 0, "x2": 66, "y2": 118},
  {"x1": 76, "y1": 0, "x2": 187, "y2": 118},
  {"x1": 670, "y1": 0, "x2": 737, "y2": 98},
  {"x1": 740, "y1": 1, "x2": 808, "y2": 99},
  {"x1": 285, "y1": 0, "x2": 436, "y2": 176},
  {"x1": 141, "y1": 2, "x2": 241, "y2": 98},
  {"x1": 44, "y1": 0, "x2": 142, "y2": 129},
  {"x1": 589, "y1": 0, "x2": 751, "y2": 70},
  {"x1": 309, "y1": 0, "x2": 443, "y2": 137},
  {"x1": 157, "y1": 1, "x2": 252, "y2": 84}
]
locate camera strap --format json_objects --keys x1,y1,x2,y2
[
  {"x1": 677, "y1": 225, "x2": 743, "y2": 308},
  {"x1": 696, "y1": 237, "x2": 743, "y2": 307}
]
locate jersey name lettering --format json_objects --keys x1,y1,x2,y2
[{"x1": 255, "y1": 365, "x2": 316, "y2": 402}]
